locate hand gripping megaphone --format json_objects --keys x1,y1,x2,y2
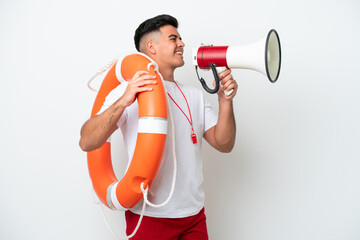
[{"x1": 192, "y1": 29, "x2": 282, "y2": 95}]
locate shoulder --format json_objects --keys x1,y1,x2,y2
[
  {"x1": 104, "y1": 82, "x2": 128, "y2": 102},
  {"x1": 108, "y1": 82, "x2": 128, "y2": 96}
]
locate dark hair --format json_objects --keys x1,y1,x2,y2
[{"x1": 134, "y1": 14, "x2": 178, "y2": 52}]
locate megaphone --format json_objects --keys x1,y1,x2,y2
[{"x1": 192, "y1": 29, "x2": 282, "y2": 95}]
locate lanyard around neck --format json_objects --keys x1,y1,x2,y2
[{"x1": 167, "y1": 81, "x2": 197, "y2": 144}]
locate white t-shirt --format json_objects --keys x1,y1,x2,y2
[{"x1": 98, "y1": 80, "x2": 218, "y2": 218}]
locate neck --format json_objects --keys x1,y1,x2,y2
[
  {"x1": 144, "y1": 53, "x2": 176, "y2": 82},
  {"x1": 159, "y1": 66, "x2": 175, "y2": 82}
]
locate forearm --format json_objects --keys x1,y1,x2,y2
[
  {"x1": 79, "y1": 98, "x2": 126, "y2": 152},
  {"x1": 214, "y1": 98, "x2": 236, "y2": 152},
  {"x1": 79, "y1": 70, "x2": 158, "y2": 152}
]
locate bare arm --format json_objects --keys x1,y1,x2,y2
[
  {"x1": 79, "y1": 101, "x2": 125, "y2": 152},
  {"x1": 203, "y1": 69, "x2": 238, "y2": 153},
  {"x1": 79, "y1": 71, "x2": 157, "y2": 152}
]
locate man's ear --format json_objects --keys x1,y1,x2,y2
[{"x1": 147, "y1": 41, "x2": 157, "y2": 54}]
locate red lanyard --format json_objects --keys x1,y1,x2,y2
[{"x1": 167, "y1": 82, "x2": 197, "y2": 144}]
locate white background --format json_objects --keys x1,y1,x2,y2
[{"x1": 1, "y1": 0, "x2": 359, "y2": 239}]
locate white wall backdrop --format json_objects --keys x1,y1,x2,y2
[{"x1": 1, "y1": 0, "x2": 359, "y2": 239}]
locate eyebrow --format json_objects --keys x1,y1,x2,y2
[{"x1": 168, "y1": 34, "x2": 182, "y2": 40}]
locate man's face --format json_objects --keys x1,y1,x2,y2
[{"x1": 151, "y1": 25, "x2": 185, "y2": 71}]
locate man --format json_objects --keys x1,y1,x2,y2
[{"x1": 80, "y1": 14, "x2": 237, "y2": 240}]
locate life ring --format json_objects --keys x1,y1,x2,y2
[{"x1": 87, "y1": 53, "x2": 168, "y2": 210}]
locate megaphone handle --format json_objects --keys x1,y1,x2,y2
[
  {"x1": 215, "y1": 67, "x2": 234, "y2": 97},
  {"x1": 195, "y1": 63, "x2": 220, "y2": 94}
]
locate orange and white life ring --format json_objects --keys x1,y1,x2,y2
[{"x1": 87, "y1": 53, "x2": 168, "y2": 210}]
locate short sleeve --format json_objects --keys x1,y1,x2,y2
[
  {"x1": 203, "y1": 97, "x2": 218, "y2": 132},
  {"x1": 96, "y1": 82, "x2": 129, "y2": 127}
]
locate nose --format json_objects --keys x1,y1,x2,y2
[{"x1": 178, "y1": 39, "x2": 185, "y2": 48}]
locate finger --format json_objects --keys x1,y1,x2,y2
[
  {"x1": 219, "y1": 69, "x2": 232, "y2": 79},
  {"x1": 132, "y1": 74, "x2": 157, "y2": 85},
  {"x1": 135, "y1": 70, "x2": 149, "y2": 77},
  {"x1": 129, "y1": 76, "x2": 158, "y2": 90},
  {"x1": 220, "y1": 74, "x2": 234, "y2": 87},
  {"x1": 223, "y1": 80, "x2": 237, "y2": 91},
  {"x1": 221, "y1": 78, "x2": 234, "y2": 87},
  {"x1": 221, "y1": 79, "x2": 237, "y2": 92},
  {"x1": 137, "y1": 75, "x2": 157, "y2": 84},
  {"x1": 221, "y1": 81, "x2": 237, "y2": 97},
  {"x1": 136, "y1": 79, "x2": 158, "y2": 87},
  {"x1": 132, "y1": 71, "x2": 150, "y2": 81},
  {"x1": 137, "y1": 86, "x2": 154, "y2": 92}
]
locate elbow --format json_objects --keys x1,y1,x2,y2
[
  {"x1": 210, "y1": 133, "x2": 236, "y2": 153},
  {"x1": 79, "y1": 137, "x2": 93, "y2": 152},
  {"x1": 216, "y1": 141, "x2": 235, "y2": 153},
  {"x1": 216, "y1": 138, "x2": 235, "y2": 153},
  {"x1": 79, "y1": 134, "x2": 104, "y2": 152},
  {"x1": 218, "y1": 144, "x2": 234, "y2": 153},
  {"x1": 222, "y1": 147, "x2": 234, "y2": 153},
  {"x1": 79, "y1": 138, "x2": 89, "y2": 152},
  {"x1": 79, "y1": 120, "x2": 97, "y2": 152}
]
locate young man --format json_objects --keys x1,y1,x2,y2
[{"x1": 80, "y1": 14, "x2": 237, "y2": 240}]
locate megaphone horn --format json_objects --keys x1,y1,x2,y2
[{"x1": 193, "y1": 29, "x2": 282, "y2": 94}]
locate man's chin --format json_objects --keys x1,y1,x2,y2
[{"x1": 172, "y1": 60, "x2": 185, "y2": 69}]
